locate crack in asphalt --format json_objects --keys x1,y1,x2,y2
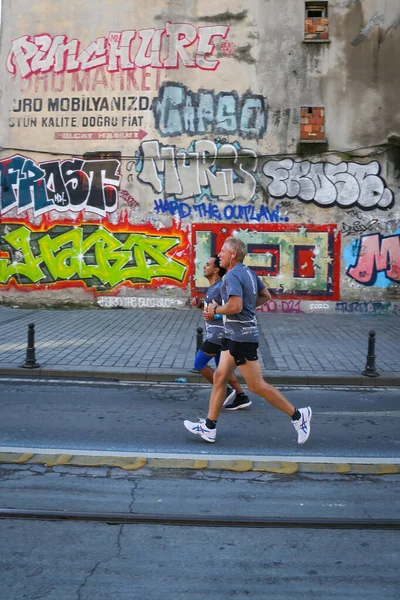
[
  {"x1": 129, "y1": 481, "x2": 139, "y2": 513},
  {"x1": 77, "y1": 524, "x2": 124, "y2": 600}
]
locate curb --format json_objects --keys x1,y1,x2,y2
[
  {"x1": 1, "y1": 450, "x2": 399, "y2": 475},
  {"x1": 1, "y1": 365, "x2": 400, "y2": 386}
]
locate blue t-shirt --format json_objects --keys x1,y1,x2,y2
[
  {"x1": 204, "y1": 279, "x2": 224, "y2": 345},
  {"x1": 221, "y1": 263, "x2": 265, "y2": 343}
]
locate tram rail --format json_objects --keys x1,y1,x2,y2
[{"x1": 0, "y1": 509, "x2": 399, "y2": 530}]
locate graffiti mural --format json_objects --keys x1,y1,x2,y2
[
  {"x1": 262, "y1": 159, "x2": 393, "y2": 209},
  {"x1": 153, "y1": 83, "x2": 267, "y2": 138},
  {"x1": 192, "y1": 224, "x2": 340, "y2": 300},
  {"x1": 137, "y1": 141, "x2": 394, "y2": 209},
  {"x1": 7, "y1": 24, "x2": 230, "y2": 78},
  {"x1": 0, "y1": 220, "x2": 189, "y2": 292},
  {"x1": 345, "y1": 232, "x2": 400, "y2": 286},
  {"x1": 0, "y1": 154, "x2": 121, "y2": 217},
  {"x1": 137, "y1": 139, "x2": 258, "y2": 202}
]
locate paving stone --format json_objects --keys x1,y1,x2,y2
[{"x1": 0, "y1": 308, "x2": 399, "y2": 384}]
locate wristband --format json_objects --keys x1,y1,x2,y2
[{"x1": 213, "y1": 305, "x2": 218, "y2": 315}]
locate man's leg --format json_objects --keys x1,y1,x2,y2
[
  {"x1": 213, "y1": 353, "x2": 246, "y2": 397},
  {"x1": 207, "y1": 350, "x2": 237, "y2": 420},
  {"x1": 183, "y1": 350, "x2": 236, "y2": 443},
  {"x1": 238, "y1": 359, "x2": 312, "y2": 444},
  {"x1": 227, "y1": 372, "x2": 245, "y2": 395},
  {"x1": 194, "y1": 349, "x2": 216, "y2": 384},
  {"x1": 195, "y1": 349, "x2": 245, "y2": 397},
  {"x1": 238, "y1": 358, "x2": 294, "y2": 414}
]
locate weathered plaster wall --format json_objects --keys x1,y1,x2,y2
[{"x1": 0, "y1": 0, "x2": 399, "y2": 314}]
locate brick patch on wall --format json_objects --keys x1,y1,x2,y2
[
  {"x1": 304, "y1": 2, "x2": 329, "y2": 40},
  {"x1": 300, "y1": 107, "x2": 325, "y2": 140},
  {"x1": 304, "y1": 17, "x2": 329, "y2": 40}
]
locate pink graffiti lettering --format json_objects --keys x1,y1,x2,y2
[
  {"x1": 256, "y1": 300, "x2": 304, "y2": 314},
  {"x1": 347, "y1": 233, "x2": 400, "y2": 284},
  {"x1": 7, "y1": 24, "x2": 229, "y2": 78}
]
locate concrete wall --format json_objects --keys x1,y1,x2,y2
[{"x1": 0, "y1": 0, "x2": 399, "y2": 314}]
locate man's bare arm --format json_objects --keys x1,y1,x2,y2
[
  {"x1": 204, "y1": 295, "x2": 243, "y2": 320},
  {"x1": 255, "y1": 287, "x2": 271, "y2": 307}
]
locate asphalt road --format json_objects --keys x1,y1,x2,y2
[
  {"x1": 1, "y1": 464, "x2": 399, "y2": 600},
  {"x1": 1, "y1": 375, "x2": 399, "y2": 600},
  {"x1": 1, "y1": 518, "x2": 398, "y2": 600},
  {"x1": 0, "y1": 378, "x2": 399, "y2": 458}
]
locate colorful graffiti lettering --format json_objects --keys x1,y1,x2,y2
[
  {"x1": 137, "y1": 141, "x2": 394, "y2": 209},
  {"x1": 345, "y1": 232, "x2": 400, "y2": 286},
  {"x1": 153, "y1": 198, "x2": 288, "y2": 223},
  {"x1": 7, "y1": 24, "x2": 229, "y2": 78},
  {"x1": 192, "y1": 223, "x2": 340, "y2": 300},
  {"x1": 0, "y1": 155, "x2": 121, "y2": 217},
  {"x1": 153, "y1": 83, "x2": 266, "y2": 139},
  {"x1": 0, "y1": 222, "x2": 188, "y2": 291}
]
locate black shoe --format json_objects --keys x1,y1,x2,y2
[
  {"x1": 224, "y1": 393, "x2": 252, "y2": 410},
  {"x1": 223, "y1": 386, "x2": 236, "y2": 406}
]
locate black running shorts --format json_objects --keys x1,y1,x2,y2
[
  {"x1": 221, "y1": 338, "x2": 259, "y2": 366},
  {"x1": 201, "y1": 340, "x2": 222, "y2": 354}
]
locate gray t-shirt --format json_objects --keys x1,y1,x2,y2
[
  {"x1": 204, "y1": 279, "x2": 225, "y2": 345},
  {"x1": 221, "y1": 263, "x2": 265, "y2": 343}
]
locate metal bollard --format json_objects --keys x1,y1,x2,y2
[
  {"x1": 362, "y1": 330, "x2": 379, "y2": 377},
  {"x1": 191, "y1": 326, "x2": 204, "y2": 373},
  {"x1": 21, "y1": 323, "x2": 40, "y2": 369},
  {"x1": 196, "y1": 327, "x2": 204, "y2": 354}
]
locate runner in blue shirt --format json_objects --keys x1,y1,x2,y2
[
  {"x1": 192, "y1": 255, "x2": 250, "y2": 409},
  {"x1": 184, "y1": 237, "x2": 312, "y2": 444}
]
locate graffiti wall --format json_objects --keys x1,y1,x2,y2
[{"x1": 0, "y1": 0, "x2": 399, "y2": 309}]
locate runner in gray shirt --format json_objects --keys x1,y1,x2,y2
[
  {"x1": 184, "y1": 236, "x2": 312, "y2": 445},
  {"x1": 191, "y1": 255, "x2": 250, "y2": 409},
  {"x1": 221, "y1": 261, "x2": 264, "y2": 343}
]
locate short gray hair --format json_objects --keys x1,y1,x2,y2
[{"x1": 224, "y1": 237, "x2": 247, "y2": 262}]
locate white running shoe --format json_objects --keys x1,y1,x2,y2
[
  {"x1": 223, "y1": 386, "x2": 236, "y2": 406},
  {"x1": 292, "y1": 407, "x2": 312, "y2": 444},
  {"x1": 184, "y1": 418, "x2": 216, "y2": 443}
]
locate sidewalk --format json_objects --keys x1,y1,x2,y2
[{"x1": 0, "y1": 305, "x2": 399, "y2": 386}]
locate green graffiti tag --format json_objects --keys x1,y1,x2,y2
[{"x1": 0, "y1": 225, "x2": 187, "y2": 288}]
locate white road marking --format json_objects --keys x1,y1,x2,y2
[
  {"x1": 0, "y1": 376, "x2": 399, "y2": 394},
  {"x1": 318, "y1": 411, "x2": 400, "y2": 417}
]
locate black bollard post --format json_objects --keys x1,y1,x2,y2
[
  {"x1": 21, "y1": 323, "x2": 40, "y2": 369},
  {"x1": 362, "y1": 330, "x2": 379, "y2": 377},
  {"x1": 196, "y1": 327, "x2": 204, "y2": 354},
  {"x1": 191, "y1": 326, "x2": 204, "y2": 373}
]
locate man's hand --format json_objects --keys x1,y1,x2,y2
[
  {"x1": 191, "y1": 297, "x2": 203, "y2": 308},
  {"x1": 203, "y1": 299, "x2": 217, "y2": 320}
]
